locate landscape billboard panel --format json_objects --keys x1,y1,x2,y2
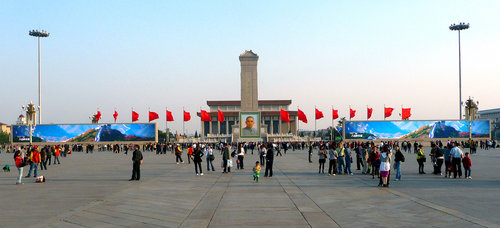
[
  {"x1": 12, "y1": 123, "x2": 157, "y2": 143},
  {"x1": 344, "y1": 120, "x2": 490, "y2": 140}
]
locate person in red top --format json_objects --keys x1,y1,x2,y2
[
  {"x1": 54, "y1": 146, "x2": 61, "y2": 164},
  {"x1": 462, "y1": 152, "x2": 472, "y2": 179},
  {"x1": 26, "y1": 146, "x2": 41, "y2": 178},
  {"x1": 14, "y1": 150, "x2": 25, "y2": 185},
  {"x1": 187, "y1": 145, "x2": 194, "y2": 164}
]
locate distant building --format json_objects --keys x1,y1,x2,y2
[
  {"x1": 0, "y1": 122, "x2": 10, "y2": 134},
  {"x1": 478, "y1": 108, "x2": 500, "y2": 141},
  {"x1": 197, "y1": 50, "x2": 299, "y2": 142}
]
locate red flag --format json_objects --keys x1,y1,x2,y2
[
  {"x1": 367, "y1": 108, "x2": 373, "y2": 120},
  {"x1": 183, "y1": 111, "x2": 191, "y2": 122},
  {"x1": 200, "y1": 110, "x2": 211, "y2": 122},
  {"x1": 298, "y1": 109, "x2": 307, "y2": 123},
  {"x1": 280, "y1": 109, "x2": 290, "y2": 123},
  {"x1": 315, "y1": 108, "x2": 324, "y2": 120},
  {"x1": 332, "y1": 109, "x2": 339, "y2": 120},
  {"x1": 113, "y1": 111, "x2": 118, "y2": 122},
  {"x1": 218, "y1": 110, "x2": 225, "y2": 122},
  {"x1": 402, "y1": 108, "x2": 412, "y2": 119},
  {"x1": 95, "y1": 111, "x2": 102, "y2": 122},
  {"x1": 132, "y1": 111, "x2": 139, "y2": 122},
  {"x1": 166, "y1": 110, "x2": 174, "y2": 122},
  {"x1": 384, "y1": 107, "x2": 394, "y2": 118},
  {"x1": 149, "y1": 111, "x2": 159, "y2": 122},
  {"x1": 350, "y1": 108, "x2": 356, "y2": 119}
]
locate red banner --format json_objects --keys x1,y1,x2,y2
[
  {"x1": 183, "y1": 111, "x2": 191, "y2": 122},
  {"x1": 402, "y1": 108, "x2": 412, "y2": 119},
  {"x1": 367, "y1": 108, "x2": 373, "y2": 120},
  {"x1": 384, "y1": 107, "x2": 394, "y2": 118},
  {"x1": 332, "y1": 109, "x2": 339, "y2": 120},
  {"x1": 166, "y1": 110, "x2": 174, "y2": 122},
  {"x1": 298, "y1": 109, "x2": 307, "y2": 123},
  {"x1": 280, "y1": 109, "x2": 290, "y2": 123},
  {"x1": 200, "y1": 110, "x2": 211, "y2": 122},
  {"x1": 149, "y1": 111, "x2": 159, "y2": 122},
  {"x1": 218, "y1": 110, "x2": 225, "y2": 122},
  {"x1": 132, "y1": 111, "x2": 139, "y2": 122},
  {"x1": 315, "y1": 108, "x2": 324, "y2": 120}
]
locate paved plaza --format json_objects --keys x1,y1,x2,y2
[{"x1": 1, "y1": 147, "x2": 499, "y2": 228}]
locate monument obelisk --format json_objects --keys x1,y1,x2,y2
[{"x1": 239, "y1": 50, "x2": 259, "y2": 112}]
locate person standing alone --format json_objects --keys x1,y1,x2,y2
[{"x1": 130, "y1": 145, "x2": 143, "y2": 181}]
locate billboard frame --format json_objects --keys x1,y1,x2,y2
[
  {"x1": 342, "y1": 119, "x2": 491, "y2": 142},
  {"x1": 10, "y1": 122, "x2": 158, "y2": 145}
]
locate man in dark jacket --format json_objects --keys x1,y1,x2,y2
[
  {"x1": 222, "y1": 143, "x2": 230, "y2": 173},
  {"x1": 265, "y1": 143, "x2": 274, "y2": 177},
  {"x1": 130, "y1": 145, "x2": 143, "y2": 181}
]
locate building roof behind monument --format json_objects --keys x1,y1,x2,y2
[
  {"x1": 240, "y1": 50, "x2": 258, "y2": 57},
  {"x1": 207, "y1": 100, "x2": 292, "y2": 105}
]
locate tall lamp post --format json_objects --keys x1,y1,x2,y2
[
  {"x1": 29, "y1": 29, "x2": 50, "y2": 125},
  {"x1": 449, "y1": 23, "x2": 469, "y2": 120}
]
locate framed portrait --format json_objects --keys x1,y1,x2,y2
[{"x1": 240, "y1": 112, "x2": 261, "y2": 138}]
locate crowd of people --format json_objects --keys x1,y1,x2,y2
[{"x1": 2, "y1": 139, "x2": 496, "y2": 186}]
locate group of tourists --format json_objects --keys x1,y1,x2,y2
[
  {"x1": 11, "y1": 145, "x2": 64, "y2": 184},
  {"x1": 311, "y1": 139, "x2": 477, "y2": 187},
  {"x1": 169, "y1": 142, "x2": 277, "y2": 179}
]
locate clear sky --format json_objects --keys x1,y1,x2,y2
[{"x1": 1, "y1": 1, "x2": 499, "y2": 134}]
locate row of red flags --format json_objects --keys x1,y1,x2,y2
[
  {"x1": 93, "y1": 107, "x2": 411, "y2": 123},
  {"x1": 282, "y1": 107, "x2": 411, "y2": 123},
  {"x1": 93, "y1": 109, "x2": 224, "y2": 123}
]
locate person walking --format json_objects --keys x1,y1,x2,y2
[
  {"x1": 462, "y1": 152, "x2": 472, "y2": 179},
  {"x1": 264, "y1": 143, "x2": 274, "y2": 177},
  {"x1": 434, "y1": 144, "x2": 444, "y2": 175},
  {"x1": 344, "y1": 144, "x2": 353, "y2": 175},
  {"x1": 308, "y1": 144, "x2": 313, "y2": 163},
  {"x1": 54, "y1": 146, "x2": 61, "y2": 165},
  {"x1": 443, "y1": 144, "x2": 452, "y2": 178},
  {"x1": 369, "y1": 146, "x2": 380, "y2": 179},
  {"x1": 394, "y1": 145, "x2": 405, "y2": 181},
  {"x1": 259, "y1": 145, "x2": 266, "y2": 166},
  {"x1": 379, "y1": 145, "x2": 391, "y2": 187},
  {"x1": 175, "y1": 144, "x2": 184, "y2": 164},
  {"x1": 193, "y1": 145, "x2": 204, "y2": 175},
  {"x1": 205, "y1": 146, "x2": 215, "y2": 172},
  {"x1": 355, "y1": 143, "x2": 363, "y2": 170},
  {"x1": 40, "y1": 146, "x2": 48, "y2": 170},
  {"x1": 25, "y1": 146, "x2": 41, "y2": 178},
  {"x1": 416, "y1": 145, "x2": 426, "y2": 174},
  {"x1": 130, "y1": 145, "x2": 143, "y2": 181},
  {"x1": 450, "y1": 143, "x2": 464, "y2": 178},
  {"x1": 187, "y1": 145, "x2": 194, "y2": 164},
  {"x1": 362, "y1": 143, "x2": 369, "y2": 174},
  {"x1": 328, "y1": 143, "x2": 338, "y2": 176},
  {"x1": 336, "y1": 143, "x2": 345, "y2": 175},
  {"x1": 222, "y1": 143, "x2": 231, "y2": 173},
  {"x1": 237, "y1": 144, "x2": 245, "y2": 169},
  {"x1": 318, "y1": 145, "x2": 327, "y2": 174},
  {"x1": 14, "y1": 150, "x2": 25, "y2": 185}
]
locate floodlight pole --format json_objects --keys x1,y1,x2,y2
[
  {"x1": 29, "y1": 30, "x2": 50, "y2": 125},
  {"x1": 449, "y1": 23, "x2": 469, "y2": 120}
]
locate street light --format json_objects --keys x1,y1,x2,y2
[
  {"x1": 449, "y1": 23, "x2": 469, "y2": 120},
  {"x1": 29, "y1": 29, "x2": 50, "y2": 125}
]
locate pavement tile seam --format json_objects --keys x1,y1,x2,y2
[
  {"x1": 275, "y1": 166, "x2": 341, "y2": 228},
  {"x1": 179, "y1": 169, "x2": 229, "y2": 227}
]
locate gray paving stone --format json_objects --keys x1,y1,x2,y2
[{"x1": 1, "y1": 147, "x2": 499, "y2": 227}]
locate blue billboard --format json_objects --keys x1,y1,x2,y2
[
  {"x1": 344, "y1": 120, "x2": 490, "y2": 140},
  {"x1": 12, "y1": 123, "x2": 157, "y2": 143}
]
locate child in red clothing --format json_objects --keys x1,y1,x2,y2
[{"x1": 462, "y1": 152, "x2": 472, "y2": 179}]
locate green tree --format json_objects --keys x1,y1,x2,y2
[{"x1": 0, "y1": 131, "x2": 9, "y2": 144}]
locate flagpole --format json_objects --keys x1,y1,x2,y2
[
  {"x1": 297, "y1": 106, "x2": 299, "y2": 136},
  {"x1": 331, "y1": 105, "x2": 334, "y2": 141},
  {"x1": 384, "y1": 104, "x2": 386, "y2": 120},
  {"x1": 183, "y1": 107, "x2": 185, "y2": 136},
  {"x1": 279, "y1": 109, "x2": 282, "y2": 135},
  {"x1": 367, "y1": 105, "x2": 368, "y2": 120},
  {"x1": 131, "y1": 107, "x2": 133, "y2": 122},
  {"x1": 148, "y1": 107, "x2": 150, "y2": 123},
  {"x1": 165, "y1": 107, "x2": 170, "y2": 143},
  {"x1": 314, "y1": 105, "x2": 317, "y2": 133},
  {"x1": 349, "y1": 105, "x2": 351, "y2": 121}
]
